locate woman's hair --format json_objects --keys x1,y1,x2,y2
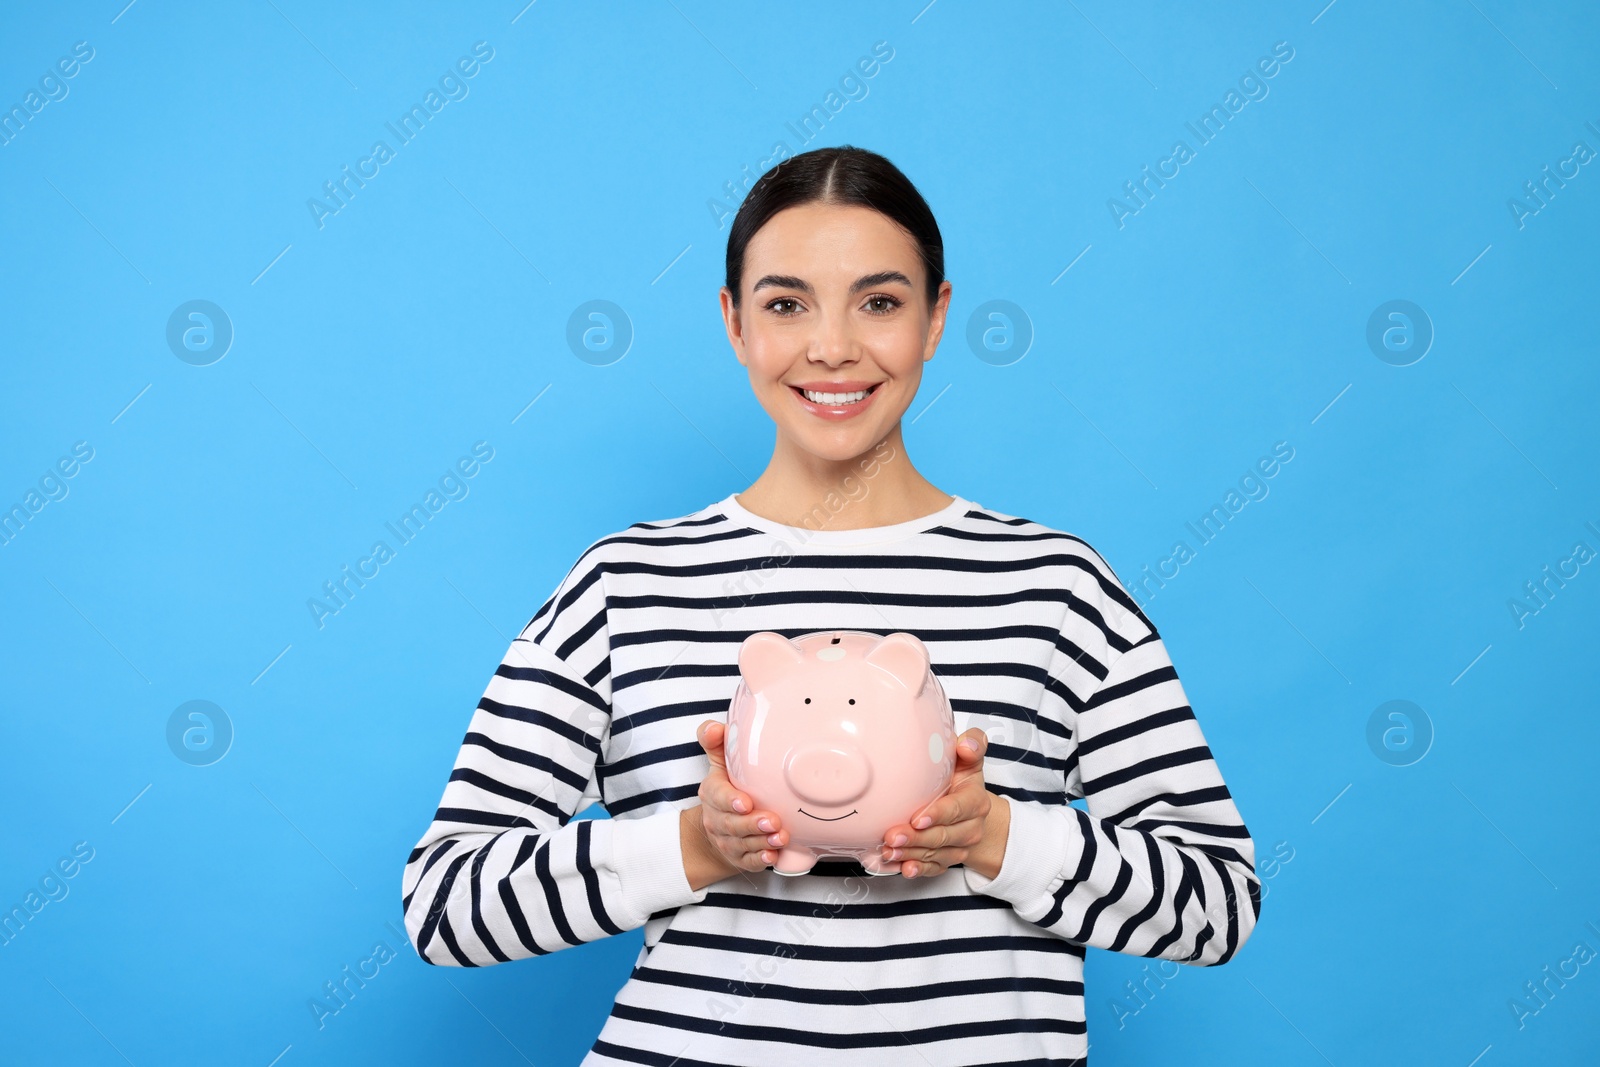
[{"x1": 724, "y1": 145, "x2": 945, "y2": 311}]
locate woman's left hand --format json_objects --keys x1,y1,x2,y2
[{"x1": 879, "y1": 727, "x2": 1010, "y2": 878}]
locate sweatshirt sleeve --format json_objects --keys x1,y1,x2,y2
[
  {"x1": 962, "y1": 550, "x2": 1261, "y2": 967},
  {"x1": 401, "y1": 543, "x2": 711, "y2": 966}
]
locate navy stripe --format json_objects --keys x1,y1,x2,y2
[
  {"x1": 659, "y1": 929, "x2": 1082, "y2": 962},
  {"x1": 1107, "y1": 832, "x2": 1166, "y2": 953},
  {"x1": 461, "y1": 729, "x2": 590, "y2": 793},
  {"x1": 628, "y1": 965, "x2": 1085, "y2": 1004},
  {"x1": 467, "y1": 834, "x2": 510, "y2": 964},
  {"x1": 576, "y1": 820, "x2": 624, "y2": 936},
  {"x1": 691, "y1": 887, "x2": 1015, "y2": 921},
  {"x1": 1083, "y1": 745, "x2": 1216, "y2": 793},
  {"x1": 602, "y1": 781, "x2": 699, "y2": 816},
  {"x1": 416, "y1": 850, "x2": 471, "y2": 959},
  {"x1": 497, "y1": 834, "x2": 547, "y2": 957},
  {"x1": 608, "y1": 1001, "x2": 1088, "y2": 1047},
  {"x1": 533, "y1": 836, "x2": 580, "y2": 946}
]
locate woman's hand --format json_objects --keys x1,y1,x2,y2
[
  {"x1": 879, "y1": 727, "x2": 1010, "y2": 879},
  {"x1": 686, "y1": 719, "x2": 788, "y2": 880}
]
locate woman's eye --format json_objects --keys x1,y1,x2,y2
[
  {"x1": 864, "y1": 295, "x2": 902, "y2": 315},
  {"x1": 766, "y1": 297, "x2": 802, "y2": 316}
]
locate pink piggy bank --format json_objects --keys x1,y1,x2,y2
[{"x1": 723, "y1": 629, "x2": 957, "y2": 877}]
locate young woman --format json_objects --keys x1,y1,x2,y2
[{"x1": 402, "y1": 145, "x2": 1261, "y2": 1065}]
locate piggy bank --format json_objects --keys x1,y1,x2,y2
[{"x1": 723, "y1": 629, "x2": 957, "y2": 876}]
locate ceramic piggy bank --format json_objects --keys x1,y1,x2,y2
[{"x1": 723, "y1": 629, "x2": 957, "y2": 876}]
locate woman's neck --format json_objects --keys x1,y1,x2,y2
[{"x1": 734, "y1": 424, "x2": 953, "y2": 531}]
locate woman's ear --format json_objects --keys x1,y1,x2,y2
[
  {"x1": 719, "y1": 286, "x2": 747, "y2": 365},
  {"x1": 924, "y1": 280, "x2": 953, "y2": 361}
]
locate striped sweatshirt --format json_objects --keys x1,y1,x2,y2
[{"x1": 401, "y1": 491, "x2": 1261, "y2": 1065}]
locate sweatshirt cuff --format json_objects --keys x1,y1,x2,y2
[
  {"x1": 963, "y1": 798, "x2": 1075, "y2": 913},
  {"x1": 612, "y1": 806, "x2": 712, "y2": 925}
]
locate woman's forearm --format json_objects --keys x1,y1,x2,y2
[
  {"x1": 680, "y1": 804, "x2": 741, "y2": 891},
  {"x1": 963, "y1": 792, "x2": 1011, "y2": 881}
]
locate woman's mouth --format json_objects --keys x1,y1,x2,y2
[{"x1": 789, "y1": 383, "x2": 881, "y2": 420}]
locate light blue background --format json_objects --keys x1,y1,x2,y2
[{"x1": 2, "y1": 1, "x2": 1597, "y2": 1064}]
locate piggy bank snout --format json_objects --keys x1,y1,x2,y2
[{"x1": 784, "y1": 744, "x2": 872, "y2": 807}]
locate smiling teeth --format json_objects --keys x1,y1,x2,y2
[{"x1": 803, "y1": 388, "x2": 872, "y2": 404}]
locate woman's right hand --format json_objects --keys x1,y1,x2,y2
[{"x1": 691, "y1": 719, "x2": 786, "y2": 876}]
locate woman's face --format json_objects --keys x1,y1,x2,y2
[{"x1": 720, "y1": 201, "x2": 953, "y2": 465}]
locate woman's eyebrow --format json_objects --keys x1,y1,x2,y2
[{"x1": 751, "y1": 270, "x2": 913, "y2": 296}]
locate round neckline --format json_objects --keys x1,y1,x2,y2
[{"x1": 716, "y1": 490, "x2": 973, "y2": 546}]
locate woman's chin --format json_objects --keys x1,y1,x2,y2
[{"x1": 787, "y1": 429, "x2": 884, "y2": 462}]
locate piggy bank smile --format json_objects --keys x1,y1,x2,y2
[{"x1": 797, "y1": 807, "x2": 859, "y2": 822}]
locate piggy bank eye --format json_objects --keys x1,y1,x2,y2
[
  {"x1": 803, "y1": 697, "x2": 810, "y2": 704},
  {"x1": 848, "y1": 698, "x2": 855, "y2": 705}
]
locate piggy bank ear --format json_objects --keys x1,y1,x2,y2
[
  {"x1": 739, "y1": 631, "x2": 804, "y2": 690},
  {"x1": 864, "y1": 632, "x2": 930, "y2": 695}
]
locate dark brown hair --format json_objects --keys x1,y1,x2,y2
[{"x1": 723, "y1": 145, "x2": 945, "y2": 311}]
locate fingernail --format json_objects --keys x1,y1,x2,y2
[
  {"x1": 733, "y1": 798, "x2": 749, "y2": 813},
  {"x1": 891, "y1": 833, "x2": 908, "y2": 847},
  {"x1": 913, "y1": 817, "x2": 931, "y2": 829},
  {"x1": 959, "y1": 738, "x2": 976, "y2": 752},
  {"x1": 759, "y1": 818, "x2": 774, "y2": 832},
  {"x1": 768, "y1": 834, "x2": 782, "y2": 847},
  {"x1": 887, "y1": 849, "x2": 901, "y2": 860}
]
